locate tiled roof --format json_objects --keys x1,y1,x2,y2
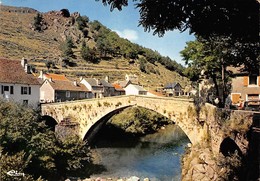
[
  {"x1": 164, "y1": 82, "x2": 181, "y2": 89},
  {"x1": 148, "y1": 90, "x2": 164, "y2": 97},
  {"x1": 112, "y1": 83, "x2": 125, "y2": 91},
  {"x1": 48, "y1": 80, "x2": 89, "y2": 92},
  {"x1": 44, "y1": 73, "x2": 69, "y2": 81},
  {"x1": 99, "y1": 79, "x2": 114, "y2": 88},
  {"x1": 85, "y1": 78, "x2": 99, "y2": 86},
  {"x1": 126, "y1": 84, "x2": 147, "y2": 92},
  {"x1": 0, "y1": 58, "x2": 40, "y2": 85},
  {"x1": 117, "y1": 80, "x2": 131, "y2": 88}
]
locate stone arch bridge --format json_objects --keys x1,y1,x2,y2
[
  {"x1": 41, "y1": 95, "x2": 205, "y2": 144},
  {"x1": 41, "y1": 95, "x2": 255, "y2": 155}
]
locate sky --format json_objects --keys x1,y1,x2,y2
[{"x1": 1, "y1": 0, "x2": 195, "y2": 65}]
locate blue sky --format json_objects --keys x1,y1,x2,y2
[{"x1": 1, "y1": 0, "x2": 195, "y2": 65}]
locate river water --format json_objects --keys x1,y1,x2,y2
[{"x1": 90, "y1": 124, "x2": 190, "y2": 181}]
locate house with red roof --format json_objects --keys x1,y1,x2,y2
[
  {"x1": 112, "y1": 83, "x2": 125, "y2": 96},
  {"x1": 0, "y1": 58, "x2": 40, "y2": 107},
  {"x1": 38, "y1": 70, "x2": 69, "y2": 82}
]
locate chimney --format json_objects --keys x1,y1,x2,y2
[
  {"x1": 24, "y1": 64, "x2": 31, "y2": 74},
  {"x1": 49, "y1": 78, "x2": 53, "y2": 82},
  {"x1": 105, "y1": 76, "x2": 109, "y2": 82},
  {"x1": 73, "y1": 81, "x2": 78, "y2": 86},
  {"x1": 39, "y1": 70, "x2": 44, "y2": 79},
  {"x1": 21, "y1": 57, "x2": 27, "y2": 68},
  {"x1": 79, "y1": 76, "x2": 83, "y2": 82}
]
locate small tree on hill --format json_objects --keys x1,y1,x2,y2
[
  {"x1": 33, "y1": 13, "x2": 43, "y2": 31},
  {"x1": 81, "y1": 41, "x2": 97, "y2": 63},
  {"x1": 60, "y1": 37, "x2": 74, "y2": 58}
]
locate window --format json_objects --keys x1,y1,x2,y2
[
  {"x1": 249, "y1": 75, "x2": 257, "y2": 85},
  {"x1": 1, "y1": 85, "x2": 13, "y2": 94},
  {"x1": 23, "y1": 100, "x2": 28, "y2": 105},
  {"x1": 66, "y1": 91, "x2": 70, "y2": 98},
  {"x1": 247, "y1": 94, "x2": 259, "y2": 101},
  {"x1": 21, "y1": 87, "x2": 31, "y2": 95}
]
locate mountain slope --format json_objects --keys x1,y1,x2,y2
[{"x1": 0, "y1": 5, "x2": 190, "y2": 90}]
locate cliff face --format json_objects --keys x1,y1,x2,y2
[{"x1": 182, "y1": 104, "x2": 255, "y2": 181}]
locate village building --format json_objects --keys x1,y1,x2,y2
[
  {"x1": 147, "y1": 90, "x2": 164, "y2": 97},
  {"x1": 124, "y1": 84, "x2": 147, "y2": 96},
  {"x1": 38, "y1": 70, "x2": 69, "y2": 82},
  {"x1": 230, "y1": 68, "x2": 260, "y2": 105},
  {"x1": 112, "y1": 83, "x2": 125, "y2": 96},
  {"x1": 163, "y1": 82, "x2": 183, "y2": 96},
  {"x1": 40, "y1": 79, "x2": 91, "y2": 102},
  {"x1": 80, "y1": 77, "x2": 115, "y2": 98},
  {"x1": 0, "y1": 58, "x2": 40, "y2": 108}
]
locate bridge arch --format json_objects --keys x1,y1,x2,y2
[
  {"x1": 83, "y1": 105, "x2": 132, "y2": 142},
  {"x1": 82, "y1": 105, "x2": 192, "y2": 144},
  {"x1": 41, "y1": 115, "x2": 58, "y2": 131}
]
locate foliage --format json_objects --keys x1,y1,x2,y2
[
  {"x1": 110, "y1": 107, "x2": 171, "y2": 135},
  {"x1": 98, "y1": 0, "x2": 259, "y2": 77},
  {"x1": 76, "y1": 15, "x2": 89, "y2": 30},
  {"x1": 76, "y1": 15, "x2": 89, "y2": 37},
  {"x1": 60, "y1": 36, "x2": 75, "y2": 58},
  {"x1": 139, "y1": 57, "x2": 147, "y2": 73},
  {"x1": 180, "y1": 37, "x2": 240, "y2": 105},
  {"x1": 33, "y1": 13, "x2": 43, "y2": 32},
  {"x1": 0, "y1": 99, "x2": 93, "y2": 180},
  {"x1": 60, "y1": 9, "x2": 70, "y2": 17},
  {"x1": 98, "y1": 0, "x2": 258, "y2": 41},
  {"x1": 81, "y1": 41, "x2": 97, "y2": 63}
]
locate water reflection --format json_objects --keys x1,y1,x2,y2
[{"x1": 90, "y1": 124, "x2": 190, "y2": 181}]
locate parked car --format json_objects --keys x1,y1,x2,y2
[{"x1": 243, "y1": 100, "x2": 260, "y2": 111}]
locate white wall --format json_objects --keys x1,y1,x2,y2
[
  {"x1": 0, "y1": 83, "x2": 40, "y2": 108},
  {"x1": 40, "y1": 81, "x2": 55, "y2": 102},
  {"x1": 80, "y1": 79, "x2": 93, "y2": 91},
  {"x1": 124, "y1": 84, "x2": 139, "y2": 95}
]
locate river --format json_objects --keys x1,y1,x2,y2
[{"x1": 89, "y1": 124, "x2": 190, "y2": 181}]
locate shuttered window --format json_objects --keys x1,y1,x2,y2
[
  {"x1": 231, "y1": 93, "x2": 241, "y2": 104},
  {"x1": 21, "y1": 87, "x2": 31, "y2": 95},
  {"x1": 243, "y1": 76, "x2": 249, "y2": 86},
  {"x1": 10, "y1": 86, "x2": 13, "y2": 94}
]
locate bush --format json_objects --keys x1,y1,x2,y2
[{"x1": 0, "y1": 100, "x2": 93, "y2": 180}]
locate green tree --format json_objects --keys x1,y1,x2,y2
[
  {"x1": 181, "y1": 37, "x2": 240, "y2": 106},
  {"x1": 98, "y1": 0, "x2": 258, "y2": 41},
  {"x1": 81, "y1": 41, "x2": 97, "y2": 62},
  {"x1": 33, "y1": 13, "x2": 43, "y2": 31},
  {"x1": 0, "y1": 99, "x2": 93, "y2": 180},
  {"x1": 60, "y1": 37, "x2": 74, "y2": 58},
  {"x1": 139, "y1": 57, "x2": 147, "y2": 73}
]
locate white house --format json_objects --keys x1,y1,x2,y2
[
  {"x1": 0, "y1": 58, "x2": 40, "y2": 108},
  {"x1": 40, "y1": 79, "x2": 91, "y2": 103},
  {"x1": 124, "y1": 84, "x2": 147, "y2": 95}
]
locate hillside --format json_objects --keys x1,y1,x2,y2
[{"x1": 0, "y1": 5, "x2": 190, "y2": 90}]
